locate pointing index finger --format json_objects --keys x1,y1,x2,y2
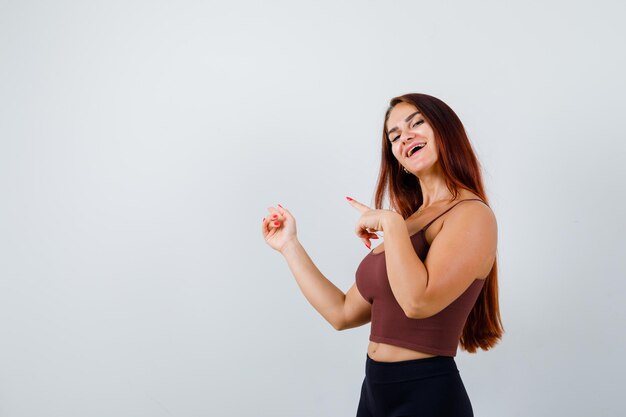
[{"x1": 346, "y1": 196, "x2": 370, "y2": 212}]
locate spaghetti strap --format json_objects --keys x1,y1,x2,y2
[{"x1": 420, "y1": 198, "x2": 487, "y2": 234}]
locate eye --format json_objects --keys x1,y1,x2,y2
[{"x1": 390, "y1": 120, "x2": 424, "y2": 143}]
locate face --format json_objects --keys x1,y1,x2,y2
[{"x1": 386, "y1": 102, "x2": 438, "y2": 174}]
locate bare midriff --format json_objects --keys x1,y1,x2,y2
[{"x1": 367, "y1": 341, "x2": 437, "y2": 362}]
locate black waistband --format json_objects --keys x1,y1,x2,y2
[{"x1": 365, "y1": 353, "x2": 459, "y2": 384}]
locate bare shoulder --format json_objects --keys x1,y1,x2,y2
[
  {"x1": 456, "y1": 192, "x2": 493, "y2": 211},
  {"x1": 447, "y1": 192, "x2": 497, "y2": 231},
  {"x1": 440, "y1": 196, "x2": 498, "y2": 276},
  {"x1": 450, "y1": 194, "x2": 497, "y2": 227}
]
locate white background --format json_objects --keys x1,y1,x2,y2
[{"x1": 1, "y1": 1, "x2": 625, "y2": 416}]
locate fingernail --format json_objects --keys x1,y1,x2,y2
[
  {"x1": 272, "y1": 214, "x2": 277, "y2": 219},
  {"x1": 278, "y1": 204, "x2": 283, "y2": 208},
  {"x1": 365, "y1": 242, "x2": 371, "y2": 249},
  {"x1": 346, "y1": 196, "x2": 353, "y2": 201},
  {"x1": 274, "y1": 221, "x2": 279, "y2": 226}
]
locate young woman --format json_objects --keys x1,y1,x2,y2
[{"x1": 262, "y1": 93, "x2": 503, "y2": 417}]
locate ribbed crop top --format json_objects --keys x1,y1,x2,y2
[{"x1": 355, "y1": 199, "x2": 488, "y2": 357}]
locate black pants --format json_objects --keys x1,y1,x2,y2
[{"x1": 356, "y1": 353, "x2": 473, "y2": 417}]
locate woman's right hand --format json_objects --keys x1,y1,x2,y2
[{"x1": 262, "y1": 204, "x2": 298, "y2": 253}]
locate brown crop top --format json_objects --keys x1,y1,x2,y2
[{"x1": 355, "y1": 199, "x2": 488, "y2": 357}]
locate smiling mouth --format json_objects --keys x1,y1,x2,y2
[{"x1": 407, "y1": 143, "x2": 426, "y2": 158}]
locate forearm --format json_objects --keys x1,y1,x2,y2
[
  {"x1": 381, "y1": 215, "x2": 428, "y2": 316},
  {"x1": 280, "y1": 239, "x2": 345, "y2": 330}
]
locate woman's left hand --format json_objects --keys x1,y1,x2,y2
[{"x1": 345, "y1": 196, "x2": 400, "y2": 249}]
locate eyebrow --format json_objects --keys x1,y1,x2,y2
[{"x1": 387, "y1": 111, "x2": 421, "y2": 137}]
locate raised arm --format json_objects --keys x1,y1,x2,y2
[
  {"x1": 280, "y1": 239, "x2": 347, "y2": 330},
  {"x1": 281, "y1": 239, "x2": 372, "y2": 330},
  {"x1": 264, "y1": 205, "x2": 371, "y2": 331}
]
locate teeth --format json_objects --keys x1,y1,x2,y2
[{"x1": 408, "y1": 143, "x2": 426, "y2": 157}]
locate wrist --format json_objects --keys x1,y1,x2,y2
[
  {"x1": 280, "y1": 237, "x2": 301, "y2": 256},
  {"x1": 382, "y1": 212, "x2": 404, "y2": 231}
]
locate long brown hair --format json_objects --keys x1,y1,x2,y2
[{"x1": 374, "y1": 93, "x2": 504, "y2": 353}]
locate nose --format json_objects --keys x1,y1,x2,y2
[{"x1": 400, "y1": 131, "x2": 416, "y2": 144}]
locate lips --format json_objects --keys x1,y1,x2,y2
[{"x1": 406, "y1": 143, "x2": 427, "y2": 158}]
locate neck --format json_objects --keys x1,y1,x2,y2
[{"x1": 417, "y1": 166, "x2": 454, "y2": 207}]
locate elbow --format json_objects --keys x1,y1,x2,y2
[
  {"x1": 404, "y1": 307, "x2": 419, "y2": 319},
  {"x1": 332, "y1": 319, "x2": 345, "y2": 331},
  {"x1": 404, "y1": 301, "x2": 428, "y2": 320},
  {"x1": 405, "y1": 308, "x2": 426, "y2": 320},
  {"x1": 405, "y1": 272, "x2": 430, "y2": 319},
  {"x1": 331, "y1": 313, "x2": 345, "y2": 331}
]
